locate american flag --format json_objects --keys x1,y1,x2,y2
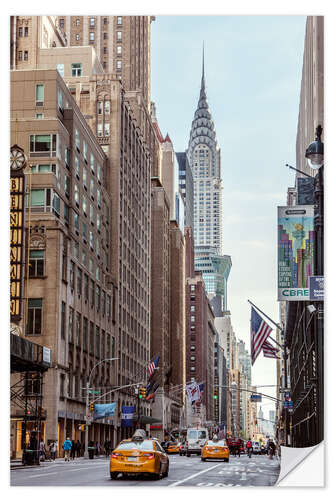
[
  {"x1": 262, "y1": 339, "x2": 279, "y2": 359},
  {"x1": 250, "y1": 307, "x2": 273, "y2": 365},
  {"x1": 147, "y1": 355, "x2": 159, "y2": 377}
]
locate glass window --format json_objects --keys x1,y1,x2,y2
[
  {"x1": 89, "y1": 32, "x2": 95, "y2": 42},
  {"x1": 117, "y1": 45, "x2": 122, "y2": 55},
  {"x1": 29, "y1": 250, "x2": 45, "y2": 277},
  {"x1": 89, "y1": 322, "x2": 94, "y2": 353},
  {"x1": 18, "y1": 51, "x2": 22, "y2": 61},
  {"x1": 77, "y1": 267, "x2": 82, "y2": 295},
  {"x1": 74, "y1": 184, "x2": 79, "y2": 205},
  {"x1": 71, "y1": 63, "x2": 82, "y2": 77},
  {"x1": 69, "y1": 261, "x2": 75, "y2": 289},
  {"x1": 96, "y1": 189, "x2": 101, "y2": 207},
  {"x1": 53, "y1": 192, "x2": 60, "y2": 216},
  {"x1": 82, "y1": 196, "x2": 87, "y2": 214},
  {"x1": 74, "y1": 241, "x2": 79, "y2": 259},
  {"x1": 76, "y1": 19, "x2": 80, "y2": 26},
  {"x1": 58, "y1": 89, "x2": 63, "y2": 110},
  {"x1": 97, "y1": 123, "x2": 103, "y2": 137},
  {"x1": 75, "y1": 156, "x2": 80, "y2": 178},
  {"x1": 97, "y1": 164, "x2": 102, "y2": 182},
  {"x1": 90, "y1": 280, "x2": 95, "y2": 306},
  {"x1": 117, "y1": 16, "x2": 122, "y2": 25},
  {"x1": 116, "y1": 60, "x2": 122, "y2": 70},
  {"x1": 24, "y1": 27, "x2": 29, "y2": 37},
  {"x1": 83, "y1": 317, "x2": 88, "y2": 350},
  {"x1": 75, "y1": 128, "x2": 80, "y2": 150},
  {"x1": 83, "y1": 141, "x2": 87, "y2": 161},
  {"x1": 96, "y1": 213, "x2": 101, "y2": 232},
  {"x1": 104, "y1": 123, "x2": 110, "y2": 136},
  {"x1": 97, "y1": 101, "x2": 103, "y2": 115},
  {"x1": 76, "y1": 312, "x2": 81, "y2": 346},
  {"x1": 117, "y1": 31, "x2": 122, "y2": 41},
  {"x1": 89, "y1": 231, "x2": 94, "y2": 249},
  {"x1": 26, "y1": 299, "x2": 43, "y2": 335},
  {"x1": 90, "y1": 153, "x2": 95, "y2": 174},
  {"x1": 84, "y1": 274, "x2": 89, "y2": 300},
  {"x1": 18, "y1": 27, "x2": 22, "y2": 37},
  {"x1": 90, "y1": 18, "x2": 95, "y2": 27},
  {"x1": 68, "y1": 307, "x2": 74, "y2": 343},
  {"x1": 104, "y1": 101, "x2": 110, "y2": 114},
  {"x1": 90, "y1": 178, "x2": 94, "y2": 199},
  {"x1": 36, "y1": 84, "x2": 44, "y2": 103},
  {"x1": 83, "y1": 168, "x2": 87, "y2": 188},
  {"x1": 30, "y1": 134, "x2": 55, "y2": 153},
  {"x1": 90, "y1": 204, "x2": 94, "y2": 225},
  {"x1": 82, "y1": 222, "x2": 87, "y2": 240},
  {"x1": 24, "y1": 51, "x2": 28, "y2": 61}
]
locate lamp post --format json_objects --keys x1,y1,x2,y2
[
  {"x1": 84, "y1": 357, "x2": 119, "y2": 459},
  {"x1": 305, "y1": 125, "x2": 324, "y2": 443}
]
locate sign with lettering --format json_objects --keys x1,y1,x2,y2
[
  {"x1": 278, "y1": 206, "x2": 315, "y2": 301},
  {"x1": 10, "y1": 174, "x2": 25, "y2": 320},
  {"x1": 309, "y1": 276, "x2": 324, "y2": 301}
]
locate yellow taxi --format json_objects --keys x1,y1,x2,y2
[
  {"x1": 110, "y1": 430, "x2": 169, "y2": 480},
  {"x1": 201, "y1": 438, "x2": 230, "y2": 462},
  {"x1": 166, "y1": 441, "x2": 180, "y2": 454}
]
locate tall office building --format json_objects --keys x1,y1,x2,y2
[{"x1": 186, "y1": 48, "x2": 231, "y2": 310}]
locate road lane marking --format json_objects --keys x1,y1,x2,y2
[
  {"x1": 169, "y1": 463, "x2": 222, "y2": 487},
  {"x1": 27, "y1": 465, "x2": 107, "y2": 478},
  {"x1": 28, "y1": 472, "x2": 60, "y2": 478}
]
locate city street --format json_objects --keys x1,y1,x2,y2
[{"x1": 11, "y1": 453, "x2": 280, "y2": 487}]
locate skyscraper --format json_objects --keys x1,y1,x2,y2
[{"x1": 187, "y1": 47, "x2": 231, "y2": 310}]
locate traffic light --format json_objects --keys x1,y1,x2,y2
[
  {"x1": 77, "y1": 424, "x2": 86, "y2": 431},
  {"x1": 89, "y1": 402, "x2": 95, "y2": 412},
  {"x1": 214, "y1": 388, "x2": 218, "y2": 400},
  {"x1": 138, "y1": 387, "x2": 146, "y2": 399}
]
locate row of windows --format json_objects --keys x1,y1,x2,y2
[
  {"x1": 18, "y1": 26, "x2": 29, "y2": 37},
  {"x1": 64, "y1": 16, "x2": 120, "y2": 28},
  {"x1": 17, "y1": 50, "x2": 28, "y2": 62}
]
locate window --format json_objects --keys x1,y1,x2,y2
[
  {"x1": 90, "y1": 280, "x2": 95, "y2": 306},
  {"x1": 64, "y1": 203, "x2": 69, "y2": 224},
  {"x1": 117, "y1": 45, "x2": 122, "y2": 55},
  {"x1": 117, "y1": 31, "x2": 122, "y2": 41},
  {"x1": 95, "y1": 326, "x2": 100, "y2": 358},
  {"x1": 191, "y1": 315, "x2": 195, "y2": 322},
  {"x1": 97, "y1": 189, "x2": 101, "y2": 207},
  {"x1": 101, "y1": 291, "x2": 105, "y2": 315},
  {"x1": 24, "y1": 51, "x2": 28, "y2": 61},
  {"x1": 104, "y1": 17, "x2": 108, "y2": 25},
  {"x1": 69, "y1": 261, "x2": 75, "y2": 289},
  {"x1": 117, "y1": 16, "x2": 122, "y2": 25},
  {"x1": 104, "y1": 123, "x2": 110, "y2": 136},
  {"x1": 90, "y1": 204, "x2": 94, "y2": 225},
  {"x1": 30, "y1": 134, "x2": 56, "y2": 156},
  {"x1": 68, "y1": 307, "x2": 74, "y2": 343},
  {"x1": 89, "y1": 257, "x2": 94, "y2": 274},
  {"x1": 90, "y1": 153, "x2": 95, "y2": 174},
  {"x1": 71, "y1": 63, "x2": 82, "y2": 77},
  {"x1": 76, "y1": 312, "x2": 81, "y2": 346},
  {"x1": 82, "y1": 222, "x2": 87, "y2": 241},
  {"x1": 104, "y1": 101, "x2": 110, "y2": 114},
  {"x1": 75, "y1": 34, "x2": 79, "y2": 41},
  {"x1": 30, "y1": 164, "x2": 57, "y2": 175},
  {"x1": 116, "y1": 60, "x2": 122, "y2": 70},
  {"x1": 74, "y1": 184, "x2": 79, "y2": 206},
  {"x1": 103, "y1": 46, "x2": 107, "y2": 54},
  {"x1": 90, "y1": 18, "x2": 95, "y2": 27},
  {"x1": 96, "y1": 286, "x2": 100, "y2": 311},
  {"x1": 84, "y1": 274, "x2": 89, "y2": 300},
  {"x1": 97, "y1": 164, "x2": 102, "y2": 182},
  {"x1": 24, "y1": 27, "x2": 29, "y2": 37},
  {"x1": 18, "y1": 27, "x2": 22, "y2": 37},
  {"x1": 191, "y1": 305, "x2": 195, "y2": 312},
  {"x1": 83, "y1": 168, "x2": 87, "y2": 189},
  {"x1": 97, "y1": 213, "x2": 101, "y2": 232},
  {"x1": 64, "y1": 174, "x2": 70, "y2": 197},
  {"x1": 97, "y1": 123, "x2": 103, "y2": 137},
  {"x1": 59, "y1": 18, "x2": 65, "y2": 29},
  {"x1": 106, "y1": 295, "x2": 111, "y2": 319},
  {"x1": 89, "y1": 32, "x2": 95, "y2": 42},
  {"x1": 76, "y1": 19, "x2": 80, "y2": 26},
  {"x1": 75, "y1": 156, "x2": 80, "y2": 178},
  {"x1": 82, "y1": 249, "x2": 87, "y2": 268},
  {"x1": 57, "y1": 63, "x2": 64, "y2": 77},
  {"x1": 53, "y1": 192, "x2": 60, "y2": 216},
  {"x1": 89, "y1": 231, "x2": 94, "y2": 249},
  {"x1": 75, "y1": 128, "x2": 80, "y2": 151},
  {"x1": 36, "y1": 84, "x2": 44, "y2": 104},
  {"x1": 74, "y1": 241, "x2": 79, "y2": 260},
  {"x1": 18, "y1": 51, "x2": 22, "y2": 61},
  {"x1": 83, "y1": 141, "x2": 87, "y2": 162},
  {"x1": 77, "y1": 267, "x2": 82, "y2": 295},
  {"x1": 61, "y1": 301, "x2": 66, "y2": 339},
  {"x1": 97, "y1": 101, "x2": 103, "y2": 115},
  {"x1": 90, "y1": 178, "x2": 95, "y2": 199},
  {"x1": 83, "y1": 317, "x2": 88, "y2": 350},
  {"x1": 29, "y1": 250, "x2": 45, "y2": 277},
  {"x1": 82, "y1": 195, "x2": 87, "y2": 215},
  {"x1": 89, "y1": 322, "x2": 94, "y2": 354}
]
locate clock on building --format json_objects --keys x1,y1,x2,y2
[{"x1": 10, "y1": 144, "x2": 27, "y2": 171}]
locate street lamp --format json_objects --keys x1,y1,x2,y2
[
  {"x1": 306, "y1": 125, "x2": 324, "y2": 444},
  {"x1": 305, "y1": 125, "x2": 324, "y2": 170},
  {"x1": 84, "y1": 357, "x2": 119, "y2": 459}
]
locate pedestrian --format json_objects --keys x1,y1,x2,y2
[
  {"x1": 50, "y1": 441, "x2": 57, "y2": 461},
  {"x1": 105, "y1": 440, "x2": 110, "y2": 457},
  {"x1": 63, "y1": 437, "x2": 72, "y2": 462},
  {"x1": 76, "y1": 440, "x2": 81, "y2": 458},
  {"x1": 97, "y1": 441, "x2": 101, "y2": 456},
  {"x1": 70, "y1": 440, "x2": 76, "y2": 460},
  {"x1": 268, "y1": 439, "x2": 276, "y2": 459},
  {"x1": 88, "y1": 440, "x2": 95, "y2": 459},
  {"x1": 246, "y1": 438, "x2": 253, "y2": 458},
  {"x1": 39, "y1": 439, "x2": 46, "y2": 461}
]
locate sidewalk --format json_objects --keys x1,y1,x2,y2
[{"x1": 10, "y1": 454, "x2": 109, "y2": 470}]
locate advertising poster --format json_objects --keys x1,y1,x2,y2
[{"x1": 277, "y1": 206, "x2": 315, "y2": 301}]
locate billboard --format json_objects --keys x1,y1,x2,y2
[{"x1": 278, "y1": 206, "x2": 314, "y2": 301}]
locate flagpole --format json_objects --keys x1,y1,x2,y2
[{"x1": 247, "y1": 299, "x2": 284, "y2": 349}]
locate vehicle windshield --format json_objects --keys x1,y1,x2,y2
[
  {"x1": 198, "y1": 431, "x2": 207, "y2": 439},
  {"x1": 206, "y1": 440, "x2": 226, "y2": 446},
  {"x1": 116, "y1": 440, "x2": 154, "y2": 451}
]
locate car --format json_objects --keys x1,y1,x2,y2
[
  {"x1": 252, "y1": 441, "x2": 261, "y2": 454},
  {"x1": 201, "y1": 439, "x2": 229, "y2": 462},
  {"x1": 166, "y1": 441, "x2": 180, "y2": 454},
  {"x1": 179, "y1": 441, "x2": 186, "y2": 456},
  {"x1": 110, "y1": 430, "x2": 169, "y2": 480},
  {"x1": 185, "y1": 428, "x2": 209, "y2": 456}
]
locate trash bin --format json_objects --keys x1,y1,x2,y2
[
  {"x1": 23, "y1": 449, "x2": 39, "y2": 465},
  {"x1": 88, "y1": 447, "x2": 94, "y2": 459}
]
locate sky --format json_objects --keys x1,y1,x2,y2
[{"x1": 150, "y1": 15, "x2": 307, "y2": 415}]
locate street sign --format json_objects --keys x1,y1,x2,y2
[
  {"x1": 89, "y1": 390, "x2": 101, "y2": 394},
  {"x1": 309, "y1": 276, "x2": 324, "y2": 301},
  {"x1": 250, "y1": 394, "x2": 262, "y2": 402}
]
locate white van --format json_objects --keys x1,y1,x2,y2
[{"x1": 185, "y1": 428, "x2": 209, "y2": 456}]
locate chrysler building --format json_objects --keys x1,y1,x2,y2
[{"x1": 186, "y1": 47, "x2": 231, "y2": 311}]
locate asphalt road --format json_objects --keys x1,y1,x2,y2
[{"x1": 11, "y1": 453, "x2": 280, "y2": 487}]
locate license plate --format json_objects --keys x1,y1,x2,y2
[
  {"x1": 214, "y1": 449, "x2": 220, "y2": 452},
  {"x1": 127, "y1": 457, "x2": 138, "y2": 462}
]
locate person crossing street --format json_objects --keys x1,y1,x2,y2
[
  {"x1": 63, "y1": 437, "x2": 72, "y2": 462},
  {"x1": 246, "y1": 439, "x2": 253, "y2": 458}
]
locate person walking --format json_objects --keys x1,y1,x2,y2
[
  {"x1": 50, "y1": 441, "x2": 57, "y2": 461},
  {"x1": 39, "y1": 439, "x2": 46, "y2": 461},
  {"x1": 76, "y1": 440, "x2": 81, "y2": 458},
  {"x1": 246, "y1": 439, "x2": 253, "y2": 458},
  {"x1": 63, "y1": 437, "x2": 72, "y2": 462},
  {"x1": 268, "y1": 439, "x2": 276, "y2": 459},
  {"x1": 70, "y1": 440, "x2": 76, "y2": 460}
]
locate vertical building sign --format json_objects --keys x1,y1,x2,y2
[
  {"x1": 277, "y1": 206, "x2": 314, "y2": 301},
  {"x1": 10, "y1": 145, "x2": 26, "y2": 321}
]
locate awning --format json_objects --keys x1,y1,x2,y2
[{"x1": 137, "y1": 416, "x2": 162, "y2": 425}]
